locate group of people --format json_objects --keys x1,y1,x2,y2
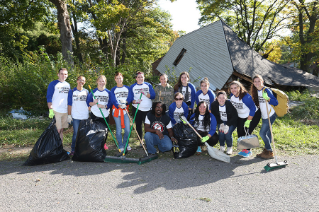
[{"x1": 47, "y1": 68, "x2": 278, "y2": 159}]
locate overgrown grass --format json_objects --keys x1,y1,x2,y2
[{"x1": 0, "y1": 91, "x2": 318, "y2": 161}]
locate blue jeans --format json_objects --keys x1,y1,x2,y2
[
  {"x1": 260, "y1": 113, "x2": 277, "y2": 151},
  {"x1": 144, "y1": 132, "x2": 173, "y2": 154},
  {"x1": 112, "y1": 111, "x2": 131, "y2": 149},
  {"x1": 72, "y1": 119, "x2": 82, "y2": 152},
  {"x1": 218, "y1": 122, "x2": 236, "y2": 147}
]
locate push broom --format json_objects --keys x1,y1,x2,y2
[
  {"x1": 104, "y1": 93, "x2": 158, "y2": 165},
  {"x1": 180, "y1": 116, "x2": 230, "y2": 163},
  {"x1": 264, "y1": 98, "x2": 288, "y2": 171}
]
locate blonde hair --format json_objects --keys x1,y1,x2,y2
[{"x1": 96, "y1": 75, "x2": 107, "y2": 84}]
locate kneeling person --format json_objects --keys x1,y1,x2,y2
[{"x1": 144, "y1": 102, "x2": 176, "y2": 155}]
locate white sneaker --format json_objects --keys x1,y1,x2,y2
[
  {"x1": 226, "y1": 147, "x2": 233, "y2": 155},
  {"x1": 127, "y1": 145, "x2": 132, "y2": 151},
  {"x1": 220, "y1": 146, "x2": 225, "y2": 152}
]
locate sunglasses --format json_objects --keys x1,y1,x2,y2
[{"x1": 175, "y1": 98, "x2": 183, "y2": 101}]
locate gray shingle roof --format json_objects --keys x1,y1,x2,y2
[{"x1": 222, "y1": 21, "x2": 319, "y2": 87}]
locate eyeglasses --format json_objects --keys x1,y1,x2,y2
[{"x1": 175, "y1": 98, "x2": 183, "y2": 101}]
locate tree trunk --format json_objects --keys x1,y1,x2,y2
[
  {"x1": 49, "y1": 0, "x2": 73, "y2": 65},
  {"x1": 70, "y1": 11, "x2": 83, "y2": 63}
]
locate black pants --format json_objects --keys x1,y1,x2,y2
[
  {"x1": 237, "y1": 109, "x2": 261, "y2": 138},
  {"x1": 131, "y1": 107, "x2": 149, "y2": 140},
  {"x1": 197, "y1": 130, "x2": 219, "y2": 147},
  {"x1": 90, "y1": 112, "x2": 109, "y2": 140}
]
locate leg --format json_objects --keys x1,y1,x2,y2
[
  {"x1": 218, "y1": 124, "x2": 226, "y2": 147},
  {"x1": 207, "y1": 133, "x2": 219, "y2": 147},
  {"x1": 144, "y1": 132, "x2": 158, "y2": 154},
  {"x1": 237, "y1": 117, "x2": 246, "y2": 138},
  {"x1": 112, "y1": 111, "x2": 124, "y2": 149},
  {"x1": 225, "y1": 125, "x2": 236, "y2": 148},
  {"x1": 157, "y1": 135, "x2": 173, "y2": 153},
  {"x1": 259, "y1": 114, "x2": 277, "y2": 151},
  {"x1": 123, "y1": 113, "x2": 131, "y2": 148},
  {"x1": 71, "y1": 119, "x2": 81, "y2": 152},
  {"x1": 249, "y1": 109, "x2": 261, "y2": 134}
]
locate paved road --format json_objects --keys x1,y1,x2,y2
[{"x1": 0, "y1": 154, "x2": 318, "y2": 211}]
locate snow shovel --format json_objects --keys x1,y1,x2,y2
[
  {"x1": 264, "y1": 100, "x2": 288, "y2": 171},
  {"x1": 180, "y1": 116, "x2": 230, "y2": 163}
]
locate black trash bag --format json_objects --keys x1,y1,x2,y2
[
  {"x1": 172, "y1": 122, "x2": 198, "y2": 159},
  {"x1": 72, "y1": 119, "x2": 107, "y2": 162},
  {"x1": 23, "y1": 118, "x2": 70, "y2": 166}
]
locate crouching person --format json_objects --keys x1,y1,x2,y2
[{"x1": 144, "y1": 101, "x2": 176, "y2": 155}]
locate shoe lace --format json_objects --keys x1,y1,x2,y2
[{"x1": 243, "y1": 149, "x2": 249, "y2": 153}]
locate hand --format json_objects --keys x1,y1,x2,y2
[
  {"x1": 67, "y1": 115, "x2": 72, "y2": 124},
  {"x1": 49, "y1": 109, "x2": 54, "y2": 118},
  {"x1": 201, "y1": 136, "x2": 209, "y2": 143},
  {"x1": 219, "y1": 123, "x2": 225, "y2": 132},
  {"x1": 97, "y1": 104, "x2": 105, "y2": 109},
  {"x1": 119, "y1": 104, "x2": 126, "y2": 109},
  {"x1": 262, "y1": 91, "x2": 270, "y2": 101},
  {"x1": 135, "y1": 99, "x2": 142, "y2": 104},
  {"x1": 244, "y1": 120, "x2": 251, "y2": 128},
  {"x1": 223, "y1": 125, "x2": 229, "y2": 134},
  {"x1": 156, "y1": 130, "x2": 164, "y2": 139},
  {"x1": 140, "y1": 91, "x2": 147, "y2": 96},
  {"x1": 93, "y1": 99, "x2": 98, "y2": 104}
]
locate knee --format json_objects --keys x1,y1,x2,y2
[{"x1": 144, "y1": 132, "x2": 152, "y2": 142}]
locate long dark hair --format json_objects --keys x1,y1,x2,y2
[
  {"x1": 194, "y1": 101, "x2": 210, "y2": 130},
  {"x1": 250, "y1": 74, "x2": 263, "y2": 107},
  {"x1": 228, "y1": 81, "x2": 247, "y2": 100},
  {"x1": 174, "y1": 72, "x2": 189, "y2": 92},
  {"x1": 151, "y1": 101, "x2": 166, "y2": 116}
]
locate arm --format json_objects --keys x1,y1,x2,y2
[
  {"x1": 148, "y1": 83, "x2": 156, "y2": 99},
  {"x1": 182, "y1": 102, "x2": 189, "y2": 118},
  {"x1": 167, "y1": 128, "x2": 177, "y2": 143},
  {"x1": 226, "y1": 100, "x2": 238, "y2": 126},
  {"x1": 208, "y1": 90, "x2": 216, "y2": 104},
  {"x1": 265, "y1": 88, "x2": 279, "y2": 106},
  {"x1": 210, "y1": 101, "x2": 221, "y2": 124},
  {"x1": 189, "y1": 113, "x2": 196, "y2": 125},
  {"x1": 144, "y1": 123, "x2": 164, "y2": 139},
  {"x1": 195, "y1": 90, "x2": 200, "y2": 105},
  {"x1": 242, "y1": 94, "x2": 256, "y2": 119},
  {"x1": 168, "y1": 104, "x2": 176, "y2": 125},
  {"x1": 106, "y1": 90, "x2": 112, "y2": 109},
  {"x1": 208, "y1": 113, "x2": 217, "y2": 137},
  {"x1": 189, "y1": 83, "x2": 196, "y2": 109},
  {"x1": 110, "y1": 87, "x2": 120, "y2": 108}
]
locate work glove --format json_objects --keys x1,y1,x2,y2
[
  {"x1": 180, "y1": 116, "x2": 187, "y2": 125},
  {"x1": 104, "y1": 143, "x2": 108, "y2": 150},
  {"x1": 49, "y1": 109, "x2": 54, "y2": 118},
  {"x1": 223, "y1": 125, "x2": 229, "y2": 134},
  {"x1": 244, "y1": 120, "x2": 251, "y2": 128},
  {"x1": 67, "y1": 115, "x2": 72, "y2": 124},
  {"x1": 201, "y1": 136, "x2": 209, "y2": 143},
  {"x1": 262, "y1": 91, "x2": 270, "y2": 101},
  {"x1": 173, "y1": 141, "x2": 180, "y2": 153},
  {"x1": 135, "y1": 99, "x2": 142, "y2": 104},
  {"x1": 219, "y1": 123, "x2": 225, "y2": 132}
]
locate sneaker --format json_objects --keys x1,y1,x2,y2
[
  {"x1": 196, "y1": 146, "x2": 202, "y2": 154},
  {"x1": 238, "y1": 149, "x2": 252, "y2": 157},
  {"x1": 220, "y1": 146, "x2": 225, "y2": 152},
  {"x1": 226, "y1": 147, "x2": 233, "y2": 155},
  {"x1": 126, "y1": 145, "x2": 132, "y2": 151}
]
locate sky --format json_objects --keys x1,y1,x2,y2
[{"x1": 158, "y1": 0, "x2": 201, "y2": 33}]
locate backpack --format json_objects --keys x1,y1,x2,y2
[{"x1": 263, "y1": 87, "x2": 289, "y2": 117}]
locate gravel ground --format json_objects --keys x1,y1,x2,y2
[{"x1": 0, "y1": 154, "x2": 319, "y2": 211}]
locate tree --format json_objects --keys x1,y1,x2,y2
[
  {"x1": 197, "y1": 0, "x2": 293, "y2": 51},
  {"x1": 48, "y1": 0, "x2": 74, "y2": 64},
  {"x1": 290, "y1": 0, "x2": 318, "y2": 72}
]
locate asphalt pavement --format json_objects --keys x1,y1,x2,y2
[{"x1": 0, "y1": 154, "x2": 318, "y2": 211}]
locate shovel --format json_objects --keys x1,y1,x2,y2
[{"x1": 180, "y1": 116, "x2": 230, "y2": 163}]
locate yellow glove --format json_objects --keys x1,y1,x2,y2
[
  {"x1": 201, "y1": 136, "x2": 209, "y2": 143},
  {"x1": 49, "y1": 109, "x2": 54, "y2": 118},
  {"x1": 244, "y1": 120, "x2": 251, "y2": 128},
  {"x1": 262, "y1": 91, "x2": 270, "y2": 101}
]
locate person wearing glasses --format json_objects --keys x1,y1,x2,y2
[{"x1": 168, "y1": 92, "x2": 189, "y2": 125}]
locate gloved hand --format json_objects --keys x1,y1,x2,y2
[
  {"x1": 135, "y1": 99, "x2": 142, "y2": 104},
  {"x1": 219, "y1": 123, "x2": 225, "y2": 132},
  {"x1": 49, "y1": 109, "x2": 54, "y2": 118},
  {"x1": 244, "y1": 120, "x2": 251, "y2": 128},
  {"x1": 201, "y1": 136, "x2": 209, "y2": 143},
  {"x1": 67, "y1": 115, "x2": 72, "y2": 124},
  {"x1": 180, "y1": 116, "x2": 187, "y2": 125},
  {"x1": 262, "y1": 91, "x2": 270, "y2": 101},
  {"x1": 223, "y1": 125, "x2": 229, "y2": 134}
]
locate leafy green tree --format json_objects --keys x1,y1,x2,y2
[{"x1": 197, "y1": 0, "x2": 293, "y2": 51}]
